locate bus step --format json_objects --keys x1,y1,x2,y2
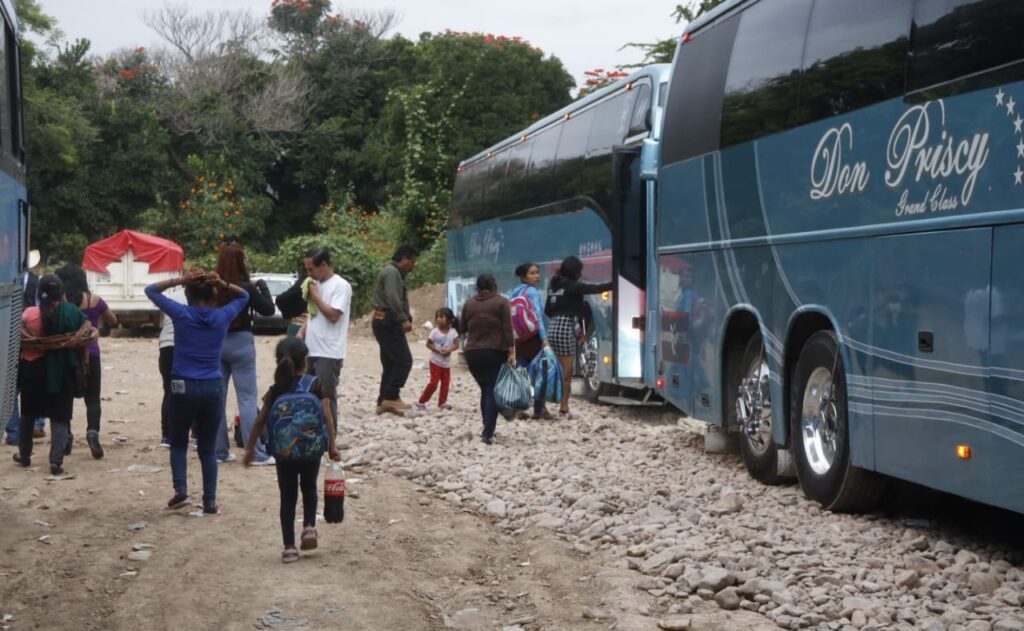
[{"x1": 597, "y1": 395, "x2": 665, "y2": 407}]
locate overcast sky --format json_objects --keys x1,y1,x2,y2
[{"x1": 35, "y1": 1, "x2": 681, "y2": 88}]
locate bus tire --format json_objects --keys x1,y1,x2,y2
[
  {"x1": 579, "y1": 337, "x2": 606, "y2": 403},
  {"x1": 790, "y1": 331, "x2": 884, "y2": 513},
  {"x1": 735, "y1": 333, "x2": 790, "y2": 485}
]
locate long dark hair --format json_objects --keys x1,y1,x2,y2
[
  {"x1": 215, "y1": 242, "x2": 250, "y2": 307},
  {"x1": 268, "y1": 337, "x2": 309, "y2": 404},
  {"x1": 554, "y1": 256, "x2": 583, "y2": 281},
  {"x1": 56, "y1": 264, "x2": 89, "y2": 308}
]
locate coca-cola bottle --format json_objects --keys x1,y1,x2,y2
[{"x1": 324, "y1": 461, "x2": 345, "y2": 523}]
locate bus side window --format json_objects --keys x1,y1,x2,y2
[
  {"x1": 0, "y1": 25, "x2": 8, "y2": 156},
  {"x1": 5, "y1": 24, "x2": 18, "y2": 161},
  {"x1": 908, "y1": 0, "x2": 1024, "y2": 95},
  {"x1": 660, "y1": 14, "x2": 740, "y2": 165},
  {"x1": 800, "y1": 0, "x2": 911, "y2": 124},
  {"x1": 552, "y1": 108, "x2": 593, "y2": 203},
  {"x1": 720, "y1": 0, "x2": 813, "y2": 148},
  {"x1": 628, "y1": 83, "x2": 652, "y2": 137}
]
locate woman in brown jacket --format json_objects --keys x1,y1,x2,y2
[{"x1": 459, "y1": 273, "x2": 515, "y2": 445}]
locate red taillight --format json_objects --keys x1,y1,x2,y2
[
  {"x1": 681, "y1": 32, "x2": 691, "y2": 44},
  {"x1": 656, "y1": 376, "x2": 666, "y2": 389}
]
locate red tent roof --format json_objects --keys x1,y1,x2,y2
[{"x1": 82, "y1": 230, "x2": 185, "y2": 274}]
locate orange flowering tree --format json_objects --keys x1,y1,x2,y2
[
  {"x1": 577, "y1": 68, "x2": 631, "y2": 98},
  {"x1": 173, "y1": 156, "x2": 271, "y2": 258}
]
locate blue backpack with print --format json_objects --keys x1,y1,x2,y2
[{"x1": 266, "y1": 374, "x2": 327, "y2": 462}]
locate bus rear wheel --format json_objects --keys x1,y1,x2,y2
[
  {"x1": 790, "y1": 331, "x2": 884, "y2": 512},
  {"x1": 735, "y1": 333, "x2": 792, "y2": 485}
]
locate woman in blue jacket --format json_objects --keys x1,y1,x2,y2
[{"x1": 510, "y1": 262, "x2": 552, "y2": 420}]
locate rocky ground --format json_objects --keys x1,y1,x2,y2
[{"x1": 1, "y1": 286, "x2": 1022, "y2": 630}]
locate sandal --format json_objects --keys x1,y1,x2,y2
[
  {"x1": 282, "y1": 547, "x2": 299, "y2": 563},
  {"x1": 300, "y1": 527, "x2": 318, "y2": 551}
]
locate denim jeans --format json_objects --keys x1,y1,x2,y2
[
  {"x1": 465, "y1": 349, "x2": 507, "y2": 440},
  {"x1": 4, "y1": 391, "x2": 46, "y2": 445},
  {"x1": 168, "y1": 377, "x2": 222, "y2": 506},
  {"x1": 215, "y1": 331, "x2": 268, "y2": 461}
]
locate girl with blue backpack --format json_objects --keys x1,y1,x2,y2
[
  {"x1": 509, "y1": 263, "x2": 554, "y2": 419},
  {"x1": 245, "y1": 337, "x2": 341, "y2": 563}
]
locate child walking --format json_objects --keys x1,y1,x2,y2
[
  {"x1": 416, "y1": 307, "x2": 459, "y2": 411},
  {"x1": 245, "y1": 337, "x2": 341, "y2": 563}
]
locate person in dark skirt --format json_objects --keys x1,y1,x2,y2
[
  {"x1": 459, "y1": 273, "x2": 515, "y2": 444},
  {"x1": 544, "y1": 256, "x2": 612, "y2": 418}
]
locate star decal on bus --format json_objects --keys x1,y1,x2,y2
[{"x1": 1003, "y1": 88, "x2": 1024, "y2": 186}]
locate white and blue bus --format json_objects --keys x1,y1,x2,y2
[
  {"x1": 447, "y1": 64, "x2": 671, "y2": 402},
  {"x1": 656, "y1": 0, "x2": 1024, "y2": 512},
  {"x1": 0, "y1": 0, "x2": 27, "y2": 427}
]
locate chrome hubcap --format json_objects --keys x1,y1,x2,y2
[
  {"x1": 801, "y1": 366, "x2": 839, "y2": 476},
  {"x1": 736, "y1": 356, "x2": 772, "y2": 455},
  {"x1": 582, "y1": 337, "x2": 600, "y2": 391}
]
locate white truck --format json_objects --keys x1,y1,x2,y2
[{"x1": 82, "y1": 230, "x2": 184, "y2": 330}]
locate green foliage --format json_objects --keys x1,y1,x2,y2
[
  {"x1": 408, "y1": 233, "x2": 446, "y2": 289},
  {"x1": 621, "y1": 0, "x2": 728, "y2": 67},
  {"x1": 271, "y1": 233, "x2": 380, "y2": 315},
  {"x1": 172, "y1": 156, "x2": 271, "y2": 258}
]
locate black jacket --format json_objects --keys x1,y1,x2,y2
[
  {"x1": 544, "y1": 276, "x2": 612, "y2": 321},
  {"x1": 228, "y1": 279, "x2": 275, "y2": 331}
]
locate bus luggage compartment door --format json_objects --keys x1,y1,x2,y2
[{"x1": 612, "y1": 146, "x2": 645, "y2": 380}]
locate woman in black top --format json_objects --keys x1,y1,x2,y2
[
  {"x1": 544, "y1": 256, "x2": 612, "y2": 416},
  {"x1": 213, "y1": 242, "x2": 275, "y2": 463}
]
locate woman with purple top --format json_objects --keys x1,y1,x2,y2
[{"x1": 56, "y1": 265, "x2": 118, "y2": 459}]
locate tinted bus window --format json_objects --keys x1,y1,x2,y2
[
  {"x1": 0, "y1": 26, "x2": 8, "y2": 155},
  {"x1": 586, "y1": 92, "x2": 631, "y2": 158},
  {"x1": 628, "y1": 83, "x2": 652, "y2": 135},
  {"x1": 661, "y1": 14, "x2": 740, "y2": 165},
  {"x1": 523, "y1": 124, "x2": 562, "y2": 211},
  {"x1": 720, "y1": 0, "x2": 812, "y2": 148},
  {"x1": 6, "y1": 25, "x2": 19, "y2": 161},
  {"x1": 908, "y1": 0, "x2": 1024, "y2": 93},
  {"x1": 552, "y1": 108, "x2": 594, "y2": 197},
  {"x1": 483, "y1": 150, "x2": 510, "y2": 217},
  {"x1": 502, "y1": 140, "x2": 534, "y2": 214},
  {"x1": 801, "y1": 0, "x2": 910, "y2": 123}
]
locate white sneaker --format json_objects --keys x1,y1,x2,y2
[
  {"x1": 252, "y1": 456, "x2": 276, "y2": 466},
  {"x1": 218, "y1": 453, "x2": 237, "y2": 463},
  {"x1": 159, "y1": 440, "x2": 170, "y2": 449}
]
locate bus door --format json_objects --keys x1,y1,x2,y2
[{"x1": 612, "y1": 146, "x2": 645, "y2": 381}]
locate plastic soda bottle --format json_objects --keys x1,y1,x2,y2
[{"x1": 324, "y1": 461, "x2": 345, "y2": 523}]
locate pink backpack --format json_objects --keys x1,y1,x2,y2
[{"x1": 509, "y1": 286, "x2": 539, "y2": 341}]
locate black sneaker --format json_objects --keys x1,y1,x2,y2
[
  {"x1": 63, "y1": 432, "x2": 73, "y2": 456},
  {"x1": 86, "y1": 430, "x2": 104, "y2": 459},
  {"x1": 50, "y1": 464, "x2": 64, "y2": 475},
  {"x1": 12, "y1": 453, "x2": 29, "y2": 467},
  {"x1": 167, "y1": 492, "x2": 189, "y2": 509},
  {"x1": 202, "y1": 503, "x2": 219, "y2": 515}
]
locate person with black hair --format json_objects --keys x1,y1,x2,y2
[
  {"x1": 33, "y1": 275, "x2": 95, "y2": 475},
  {"x1": 299, "y1": 247, "x2": 352, "y2": 434},
  {"x1": 56, "y1": 264, "x2": 118, "y2": 459},
  {"x1": 371, "y1": 244, "x2": 418, "y2": 415},
  {"x1": 145, "y1": 269, "x2": 250, "y2": 515},
  {"x1": 544, "y1": 256, "x2": 612, "y2": 417},
  {"x1": 511, "y1": 262, "x2": 552, "y2": 419},
  {"x1": 416, "y1": 307, "x2": 459, "y2": 411},
  {"x1": 245, "y1": 337, "x2": 341, "y2": 563},
  {"x1": 459, "y1": 273, "x2": 515, "y2": 444}
]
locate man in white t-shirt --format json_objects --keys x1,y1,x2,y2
[{"x1": 301, "y1": 247, "x2": 352, "y2": 432}]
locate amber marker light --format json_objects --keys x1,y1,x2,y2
[
  {"x1": 956, "y1": 445, "x2": 972, "y2": 460},
  {"x1": 601, "y1": 291, "x2": 610, "y2": 301},
  {"x1": 603, "y1": 356, "x2": 611, "y2": 365}
]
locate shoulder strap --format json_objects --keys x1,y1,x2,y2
[{"x1": 296, "y1": 374, "x2": 317, "y2": 393}]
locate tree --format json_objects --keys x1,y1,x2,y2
[{"x1": 622, "y1": 1, "x2": 727, "y2": 67}]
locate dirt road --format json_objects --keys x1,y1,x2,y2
[{"x1": 0, "y1": 333, "x2": 671, "y2": 631}]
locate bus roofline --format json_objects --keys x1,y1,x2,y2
[{"x1": 458, "y1": 64, "x2": 672, "y2": 169}]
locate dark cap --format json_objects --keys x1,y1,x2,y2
[{"x1": 37, "y1": 274, "x2": 64, "y2": 304}]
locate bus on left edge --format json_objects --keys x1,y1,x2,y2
[{"x1": 0, "y1": 0, "x2": 28, "y2": 428}]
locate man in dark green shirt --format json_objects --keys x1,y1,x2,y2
[{"x1": 371, "y1": 245, "x2": 418, "y2": 415}]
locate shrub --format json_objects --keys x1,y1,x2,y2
[{"x1": 272, "y1": 232, "x2": 380, "y2": 316}]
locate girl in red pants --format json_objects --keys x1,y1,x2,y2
[{"x1": 417, "y1": 308, "x2": 459, "y2": 411}]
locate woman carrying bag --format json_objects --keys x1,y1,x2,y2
[{"x1": 459, "y1": 273, "x2": 515, "y2": 445}]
